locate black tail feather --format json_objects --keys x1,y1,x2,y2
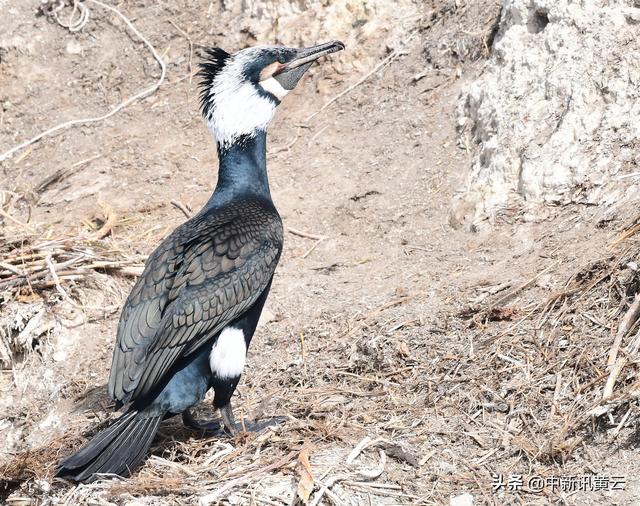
[
  {"x1": 124, "y1": 417, "x2": 163, "y2": 476},
  {"x1": 56, "y1": 410, "x2": 163, "y2": 482},
  {"x1": 57, "y1": 411, "x2": 137, "y2": 470}
]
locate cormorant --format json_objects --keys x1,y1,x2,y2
[{"x1": 56, "y1": 40, "x2": 344, "y2": 482}]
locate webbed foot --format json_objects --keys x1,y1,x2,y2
[
  {"x1": 182, "y1": 405, "x2": 287, "y2": 436},
  {"x1": 182, "y1": 409, "x2": 224, "y2": 434},
  {"x1": 220, "y1": 403, "x2": 286, "y2": 435}
]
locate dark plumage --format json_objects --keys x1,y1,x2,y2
[
  {"x1": 56, "y1": 40, "x2": 344, "y2": 482},
  {"x1": 109, "y1": 199, "x2": 283, "y2": 405}
]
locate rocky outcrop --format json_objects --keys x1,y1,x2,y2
[
  {"x1": 454, "y1": 0, "x2": 640, "y2": 229},
  {"x1": 212, "y1": 0, "x2": 418, "y2": 69}
]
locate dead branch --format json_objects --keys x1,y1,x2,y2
[
  {"x1": 170, "y1": 200, "x2": 193, "y2": 219},
  {"x1": 0, "y1": 0, "x2": 166, "y2": 162},
  {"x1": 305, "y1": 30, "x2": 418, "y2": 123},
  {"x1": 198, "y1": 451, "x2": 296, "y2": 505},
  {"x1": 287, "y1": 227, "x2": 325, "y2": 241}
]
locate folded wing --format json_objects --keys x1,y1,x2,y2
[{"x1": 107, "y1": 201, "x2": 283, "y2": 406}]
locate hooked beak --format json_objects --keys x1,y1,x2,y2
[{"x1": 274, "y1": 40, "x2": 345, "y2": 91}]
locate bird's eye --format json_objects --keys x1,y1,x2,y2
[{"x1": 277, "y1": 55, "x2": 286, "y2": 64}]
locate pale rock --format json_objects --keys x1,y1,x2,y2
[
  {"x1": 65, "y1": 40, "x2": 83, "y2": 55},
  {"x1": 450, "y1": 492, "x2": 474, "y2": 506},
  {"x1": 207, "y1": 0, "x2": 417, "y2": 77},
  {"x1": 52, "y1": 350, "x2": 67, "y2": 362},
  {"x1": 454, "y1": 0, "x2": 640, "y2": 230},
  {"x1": 257, "y1": 309, "x2": 276, "y2": 328}
]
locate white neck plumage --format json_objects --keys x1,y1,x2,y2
[
  {"x1": 205, "y1": 81, "x2": 277, "y2": 148},
  {"x1": 204, "y1": 70, "x2": 290, "y2": 148}
]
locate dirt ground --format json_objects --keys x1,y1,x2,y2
[{"x1": 2, "y1": 1, "x2": 640, "y2": 505}]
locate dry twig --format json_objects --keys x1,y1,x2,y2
[
  {"x1": 287, "y1": 227, "x2": 325, "y2": 241},
  {"x1": 602, "y1": 293, "x2": 640, "y2": 400},
  {"x1": 170, "y1": 200, "x2": 193, "y2": 219},
  {"x1": 305, "y1": 30, "x2": 418, "y2": 123},
  {"x1": 0, "y1": 0, "x2": 166, "y2": 162},
  {"x1": 198, "y1": 451, "x2": 297, "y2": 506}
]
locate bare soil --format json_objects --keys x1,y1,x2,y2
[{"x1": 2, "y1": 1, "x2": 640, "y2": 505}]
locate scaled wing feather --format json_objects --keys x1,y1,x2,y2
[{"x1": 108, "y1": 201, "x2": 282, "y2": 405}]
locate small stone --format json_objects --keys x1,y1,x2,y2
[
  {"x1": 257, "y1": 309, "x2": 276, "y2": 328},
  {"x1": 65, "y1": 40, "x2": 83, "y2": 55},
  {"x1": 35, "y1": 480, "x2": 50, "y2": 493},
  {"x1": 450, "y1": 492, "x2": 473, "y2": 506},
  {"x1": 52, "y1": 350, "x2": 67, "y2": 362}
]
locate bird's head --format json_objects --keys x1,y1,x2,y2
[{"x1": 198, "y1": 41, "x2": 344, "y2": 148}]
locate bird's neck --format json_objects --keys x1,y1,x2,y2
[{"x1": 209, "y1": 130, "x2": 271, "y2": 205}]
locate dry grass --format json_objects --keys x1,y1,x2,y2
[
  {"x1": 422, "y1": 0, "x2": 503, "y2": 68},
  {"x1": 3, "y1": 1, "x2": 638, "y2": 504},
  {"x1": 7, "y1": 222, "x2": 640, "y2": 504},
  {"x1": 0, "y1": 201, "x2": 144, "y2": 366},
  {"x1": 0, "y1": 232, "x2": 143, "y2": 300},
  {"x1": 448, "y1": 215, "x2": 640, "y2": 474}
]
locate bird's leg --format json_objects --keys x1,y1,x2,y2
[
  {"x1": 181, "y1": 408, "x2": 223, "y2": 433},
  {"x1": 219, "y1": 402, "x2": 238, "y2": 435}
]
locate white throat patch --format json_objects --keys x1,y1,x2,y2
[
  {"x1": 260, "y1": 77, "x2": 290, "y2": 101},
  {"x1": 209, "y1": 327, "x2": 247, "y2": 379},
  {"x1": 204, "y1": 53, "x2": 278, "y2": 148}
]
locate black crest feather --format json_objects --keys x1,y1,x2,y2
[{"x1": 198, "y1": 47, "x2": 231, "y2": 119}]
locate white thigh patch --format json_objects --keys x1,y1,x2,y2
[{"x1": 209, "y1": 327, "x2": 247, "y2": 379}]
